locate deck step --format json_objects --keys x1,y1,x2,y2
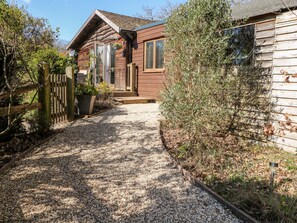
[
  {"x1": 114, "y1": 97, "x2": 155, "y2": 104},
  {"x1": 113, "y1": 91, "x2": 137, "y2": 97}
]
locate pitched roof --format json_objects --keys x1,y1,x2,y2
[
  {"x1": 66, "y1": 10, "x2": 152, "y2": 50},
  {"x1": 97, "y1": 10, "x2": 152, "y2": 31},
  {"x1": 232, "y1": 0, "x2": 297, "y2": 20},
  {"x1": 134, "y1": 19, "x2": 166, "y2": 31}
]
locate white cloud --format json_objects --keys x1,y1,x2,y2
[{"x1": 23, "y1": 0, "x2": 31, "y2": 4}]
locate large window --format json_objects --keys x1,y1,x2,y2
[
  {"x1": 226, "y1": 24, "x2": 255, "y2": 65},
  {"x1": 144, "y1": 39, "x2": 165, "y2": 71}
]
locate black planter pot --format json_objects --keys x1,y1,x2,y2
[{"x1": 77, "y1": 95, "x2": 96, "y2": 115}]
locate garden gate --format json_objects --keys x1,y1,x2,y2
[{"x1": 50, "y1": 74, "x2": 67, "y2": 124}]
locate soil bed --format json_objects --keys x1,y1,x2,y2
[
  {"x1": 161, "y1": 121, "x2": 297, "y2": 223},
  {"x1": 0, "y1": 131, "x2": 56, "y2": 170}
]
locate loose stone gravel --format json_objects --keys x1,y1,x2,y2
[{"x1": 0, "y1": 104, "x2": 242, "y2": 223}]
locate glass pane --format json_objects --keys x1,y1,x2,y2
[
  {"x1": 96, "y1": 45, "x2": 104, "y2": 83},
  {"x1": 110, "y1": 45, "x2": 116, "y2": 84},
  {"x1": 226, "y1": 25, "x2": 255, "y2": 65},
  {"x1": 145, "y1": 41, "x2": 154, "y2": 69},
  {"x1": 155, "y1": 40, "x2": 164, "y2": 69}
]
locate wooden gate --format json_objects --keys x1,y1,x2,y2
[{"x1": 50, "y1": 74, "x2": 67, "y2": 124}]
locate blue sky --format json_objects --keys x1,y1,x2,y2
[{"x1": 16, "y1": 0, "x2": 187, "y2": 42}]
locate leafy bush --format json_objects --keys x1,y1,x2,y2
[
  {"x1": 0, "y1": 0, "x2": 58, "y2": 137},
  {"x1": 75, "y1": 83, "x2": 98, "y2": 96},
  {"x1": 161, "y1": 0, "x2": 270, "y2": 155},
  {"x1": 97, "y1": 81, "x2": 113, "y2": 99},
  {"x1": 29, "y1": 48, "x2": 76, "y2": 77}
]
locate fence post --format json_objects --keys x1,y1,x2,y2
[
  {"x1": 130, "y1": 63, "x2": 136, "y2": 92},
  {"x1": 38, "y1": 63, "x2": 51, "y2": 132},
  {"x1": 66, "y1": 66, "x2": 75, "y2": 121}
]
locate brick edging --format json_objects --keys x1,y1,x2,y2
[{"x1": 158, "y1": 122, "x2": 259, "y2": 223}]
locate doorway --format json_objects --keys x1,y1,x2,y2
[{"x1": 95, "y1": 44, "x2": 116, "y2": 86}]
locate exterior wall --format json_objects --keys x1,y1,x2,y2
[
  {"x1": 114, "y1": 40, "x2": 127, "y2": 91},
  {"x1": 252, "y1": 12, "x2": 297, "y2": 153},
  {"x1": 270, "y1": 10, "x2": 297, "y2": 153},
  {"x1": 133, "y1": 24, "x2": 165, "y2": 99},
  {"x1": 76, "y1": 21, "x2": 126, "y2": 90}
]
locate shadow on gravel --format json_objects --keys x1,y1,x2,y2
[{"x1": 0, "y1": 106, "x2": 172, "y2": 222}]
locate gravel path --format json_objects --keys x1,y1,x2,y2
[{"x1": 0, "y1": 104, "x2": 241, "y2": 223}]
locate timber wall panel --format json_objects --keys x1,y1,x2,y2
[
  {"x1": 77, "y1": 20, "x2": 126, "y2": 89},
  {"x1": 270, "y1": 10, "x2": 297, "y2": 153},
  {"x1": 132, "y1": 24, "x2": 165, "y2": 99},
  {"x1": 255, "y1": 19, "x2": 276, "y2": 68}
]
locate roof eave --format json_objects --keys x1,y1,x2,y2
[
  {"x1": 66, "y1": 10, "x2": 121, "y2": 50},
  {"x1": 66, "y1": 11, "x2": 97, "y2": 50},
  {"x1": 95, "y1": 10, "x2": 120, "y2": 33}
]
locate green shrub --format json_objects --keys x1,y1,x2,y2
[
  {"x1": 97, "y1": 81, "x2": 113, "y2": 99},
  {"x1": 161, "y1": 0, "x2": 270, "y2": 154},
  {"x1": 75, "y1": 83, "x2": 98, "y2": 96}
]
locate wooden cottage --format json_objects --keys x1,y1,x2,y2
[
  {"x1": 66, "y1": 10, "x2": 151, "y2": 91},
  {"x1": 67, "y1": 0, "x2": 297, "y2": 153},
  {"x1": 132, "y1": 21, "x2": 166, "y2": 99}
]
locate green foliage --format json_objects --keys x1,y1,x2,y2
[
  {"x1": 29, "y1": 48, "x2": 76, "y2": 77},
  {"x1": 161, "y1": 0, "x2": 270, "y2": 154},
  {"x1": 0, "y1": 0, "x2": 59, "y2": 136},
  {"x1": 75, "y1": 83, "x2": 98, "y2": 96},
  {"x1": 97, "y1": 81, "x2": 113, "y2": 96},
  {"x1": 178, "y1": 144, "x2": 189, "y2": 158},
  {"x1": 112, "y1": 43, "x2": 123, "y2": 50}
]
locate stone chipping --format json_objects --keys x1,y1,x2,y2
[{"x1": 0, "y1": 104, "x2": 242, "y2": 223}]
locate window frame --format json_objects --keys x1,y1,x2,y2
[
  {"x1": 226, "y1": 24, "x2": 256, "y2": 66},
  {"x1": 144, "y1": 38, "x2": 165, "y2": 72}
]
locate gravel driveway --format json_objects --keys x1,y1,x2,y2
[{"x1": 0, "y1": 104, "x2": 241, "y2": 223}]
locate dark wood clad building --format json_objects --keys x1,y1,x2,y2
[
  {"x1": 66, "y1": 10, "x2": 151, "y2": 90},
  {"x1": 67, "y1": 0, "x2": 297, "y2": 153},
  {"x1": 133, "y1": 21, "x2": 166, "y2": 99}
]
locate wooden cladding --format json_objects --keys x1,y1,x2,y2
[
  {"x1": 133, "y1": 24, "x2": 165, "y2": 99},
  {"x1": 255, "y1": 19, "x2": 276, "y2": 68},
  {"x1": 269, "y1": 10, "x2": 297, "y2": 153}
]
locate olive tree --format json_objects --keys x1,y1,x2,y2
[{"x1": 161, "y1": 0, "x2": 270, "y2": 157}]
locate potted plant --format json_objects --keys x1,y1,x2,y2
[
  {"x1": 113, "y1": 43, "x2": 123, "y2": 50},
  {"x1": 75, "y1": 83, "x2": 98, "y2": 115}
]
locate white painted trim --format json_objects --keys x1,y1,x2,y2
[
  {"x1": 66, "y1": 11, "x2": 97, "y2": 50},
  {"x1": 66, "y1": 10, "x2": 121, "y2": 50}
]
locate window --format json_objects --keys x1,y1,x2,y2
[
  {"x1": 226, "y1": 24, "x2": 255, "y2": 65},
  {"x1": 144, "y1": 39, "x2": 165, "y2": 71}
]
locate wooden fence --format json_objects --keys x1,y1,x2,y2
[{"x1": 0, "y1": 63, "x2": 75, "y2": 132}]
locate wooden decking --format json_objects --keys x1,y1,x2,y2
[
  {"x1": 114, "y1": 96, "x2": 155, "y2": 104},
  {"x1": 113, "y1": 91, "x2": 137, "y2": 97}
]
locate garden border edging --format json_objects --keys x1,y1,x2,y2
[
  {"x1": 0, "y1": 131, "x2": 61, "y2": 175},
  {"x1": 158, "y1": 121, "x2": 259, "y2": 223}
]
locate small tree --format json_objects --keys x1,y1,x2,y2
[
  {"x1": 0, "y1": 0, "x2": 59, "y2": 138},
  {"x1": 161, "y1": 0, "x2": 270, "y2": 157}
]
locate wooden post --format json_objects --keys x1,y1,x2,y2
[
  {"x1": 66, "y1": 66, "x2": 75, "y2": 122},
  {"x1": 130, "y1": 63, "x2": 136, "y2": 92},
  {"x1": 38, "y1": 63, "x2": 51, "y2": 132}
]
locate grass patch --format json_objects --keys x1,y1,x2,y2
[{"x1": 161, "y1": 121, "x2": 297, "y2": 223}]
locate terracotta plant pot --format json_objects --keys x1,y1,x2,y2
[{"x1": 77, "y1": 95, "x2": 96, "y2": 115}]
